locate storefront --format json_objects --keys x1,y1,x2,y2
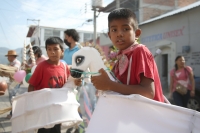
[{"x1": 140, "y1": 2, "x2": 200, "y2": 92}]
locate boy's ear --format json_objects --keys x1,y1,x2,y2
[{"x1": 135, "y1": 29, "x2": 141, "y2": 38}]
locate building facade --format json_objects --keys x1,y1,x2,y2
[
  {"x1": 99, "y1": 1, "x2": 200, "y2": 93},
  {"x1": 100, "y1": 0, "x2": 199, "y2": 23},
  {"x1": 140, "y1": 1, "x2": 200, "y2": 93},
  {"x1": 26, "y1": 26, "x2": 99, "y2": 55}
]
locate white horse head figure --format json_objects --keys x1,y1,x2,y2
[
  {"x1": 70, "y1": 47, "x2": 114, "y2": 81},
  {"x1": 70, "y1": 46, "x2": 200, "y2": 133}
]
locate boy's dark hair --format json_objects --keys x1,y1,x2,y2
[
  {"x1": 108, "y1": 8, "x2": 138, "y2": 31},
  {"x1": 28, "y1": 46, "x2": 42, "y2": 58},
  {"x1": 45, "y1": 37, "x2": 64, "y2": 50},
  {"x1": 64, "y1": 29, "x2": 80, "y2": 42}
]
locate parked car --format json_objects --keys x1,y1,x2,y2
[{"x1": 187, "y1": 76, "x2": 200, "y2": 111}]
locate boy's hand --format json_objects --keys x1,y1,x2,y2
[
  {"x1": 74, "y1": 78, "x2": 82, "y2": 86},
  {"x1": 91, "y1": 68, "x2": 112, "y2": 91}
]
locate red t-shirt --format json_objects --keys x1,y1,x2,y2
[
  {"x1": 29, "y1": 61, "x2": 70, "y2": 91},
  {"x1": 114, "y1": 44, "x2": 164, "y2": 102}
]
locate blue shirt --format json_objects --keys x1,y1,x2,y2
[{"x1": 63, "y1": 45, "x2": 79, "y2": 65}]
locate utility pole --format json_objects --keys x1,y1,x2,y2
[
  {"x1": 93, "y1": 8, "x2": 97, "y2": 45},
  {"x1": 91, "y1": 0, "x2": 103, "y2": 46},
  {"x1": 116, "y1": 0, "x2": 120, "y2": 9}
]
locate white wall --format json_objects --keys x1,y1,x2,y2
[
  {"x1": 99, "y1": 33, "x2": 112, "y2": 46},
  {"x1": 140, "y1": 6, "x2": 200, "y2": 77}
]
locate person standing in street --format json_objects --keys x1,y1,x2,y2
[{"x1": 63, "y1": 29, "x2": 80, "y2": 66}]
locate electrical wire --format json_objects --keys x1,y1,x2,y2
[
  {"x1": 0, "y1": 10, "x2": 23, "y2": 42},
  {"x1": 15, "y1": 0, "x2": 87, "y2": 20},
  {"x1": 0, "y1": 22, "x2": 11, "y2": 47}
]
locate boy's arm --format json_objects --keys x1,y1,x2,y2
[
  {"x1": 91, "y1": 69, "x2": 155, "y2": 99},
  {"x1": 28, "y1": 84, "x2": 34, "y2": 92}
]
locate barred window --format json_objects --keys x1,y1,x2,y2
[{"x1": 44, "y1": 29, "x2": 60, "y2": 41}]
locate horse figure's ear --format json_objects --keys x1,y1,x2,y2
[
  {"x1": 85, "y1": 42, "x2": 90, "y2": 46},
  {"x1": 90, "y1": 43, "x2": 95, "y2": 47},
  {"x1": 80, "y1": 43, "x2": 85, "y2": 47},
  {"x1": 82, "y1": 41, "x2": 111, "y2": 68}
]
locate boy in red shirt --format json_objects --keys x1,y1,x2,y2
[
  {"x1": 91, "y1": 8, "x2": 164, "y2": 102},
  {"x1": 28, "y1": 37, "x2": 80, "y2": 133}
]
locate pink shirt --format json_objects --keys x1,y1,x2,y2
[
  {"x1": 29, "y1": 55, "x2": 48, "y2": 68},
  {"x1": 170, "y1": 66, "x2": 192, "y2": 92},
  {"x1": 36, "y1": 55, "x2": 48, "y2": 65}
]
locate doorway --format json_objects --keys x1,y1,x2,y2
[
  {"x1": 154, "y1": 40, "x2": 176, "y2": 97},
  {"x1": 161, "y1": 54, "x2": 168, "y2": 94}
]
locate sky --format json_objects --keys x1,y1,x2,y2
[{"x1": 0, "y1": 0, "x2": 114, "y2": 49}]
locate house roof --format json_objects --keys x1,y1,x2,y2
[
  {"x1": 26, "y1": 26, "x2": 36, "y2": 37},
  {"x1": 26, "y1": 25, "x2": 101, "y2": 38},
  {"x1": 140, "y1": 1, "x2": 200, "y2": 25}
]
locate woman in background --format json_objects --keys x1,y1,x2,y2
[
  {"x1": 25, "y1": 46, "x2": 48, "y2": 68},
  {"x1": 170, "y1": 55, "x2": 195, "y2": 107}
]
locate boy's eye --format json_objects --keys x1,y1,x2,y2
[
  {"x1": 111, "y1": 29, "x2": 116, "y2": 32},
  {"x1": 123, "y1": 28, "x2": 129, "y2": 31}
]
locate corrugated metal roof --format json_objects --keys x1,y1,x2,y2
[{"x1": 140, "y1": 1, "x2": 200, "y2": 25}]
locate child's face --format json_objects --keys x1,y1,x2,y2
[
  {"x1": 46, "y1": 44, "x2": 63, "y2": 62},
  {"x1": 108, "y1": 18, "x2": 141, "y2": 50}
]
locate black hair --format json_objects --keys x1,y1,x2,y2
[
  {"x1": 174, "y1": 55, "x2": 184, "y2": 70},
  {"x1": 45, "y1": 37, "x2": 64, "y2": 50},
  {"x1": 28, "y1": 46, "x2": 42, "y2": 58},
  {"x1": 108, "y1": 8, "x2": 138, "y2": 31},
  {"x1": 64, "y1": 29, "x2": 80, "y2": 42}
]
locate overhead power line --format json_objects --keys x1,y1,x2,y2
[
  {"x1": 0, "y1": 22, "x2": 10, "y2": 47},
  {"x1": 0, "y1": 9, "x2": 23, "y2": 42}
]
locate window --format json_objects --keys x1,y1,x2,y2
[
  {"x1": 84, "y1": 33, "x2": 92, "y2": 42},
  {"x1": 44, "y1": 29, "x2": 60, "y2": 41}
]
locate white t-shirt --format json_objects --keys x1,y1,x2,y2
[{"x1": 9, "y1": 59, "x2": 21, "y2": 71}]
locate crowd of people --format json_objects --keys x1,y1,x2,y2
[{"x1": 0, "y1": 8, "x2": 196, "y2": 133}]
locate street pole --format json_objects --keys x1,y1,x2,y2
[
  {"x1": 116, "y1": 0, "x2": 120, "y2": 9},
  {"x1": 93, "y1": 8, "x2": 97, "y2": 45}
]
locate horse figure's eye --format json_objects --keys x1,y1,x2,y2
[{"x1": 75, "y1": 56, "x2": 85, "y2": 66}]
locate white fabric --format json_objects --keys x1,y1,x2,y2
[
  {"x1": 86, "y1": 93, "x2": 200, "y2": 133},
  {"x1": 70, "y1": 47, "x2": 199, "y2": 133},
  {"x1": 11, "y1": 87, "x2": 82, "y2": 133}
]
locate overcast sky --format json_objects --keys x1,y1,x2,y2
[{"x1": 0, "y1": 0, "x2": 113, "y2": 49}]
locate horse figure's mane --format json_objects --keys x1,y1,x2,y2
[{"x1": 79, "y1": 42, "x2": 110, "y2": 68}]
